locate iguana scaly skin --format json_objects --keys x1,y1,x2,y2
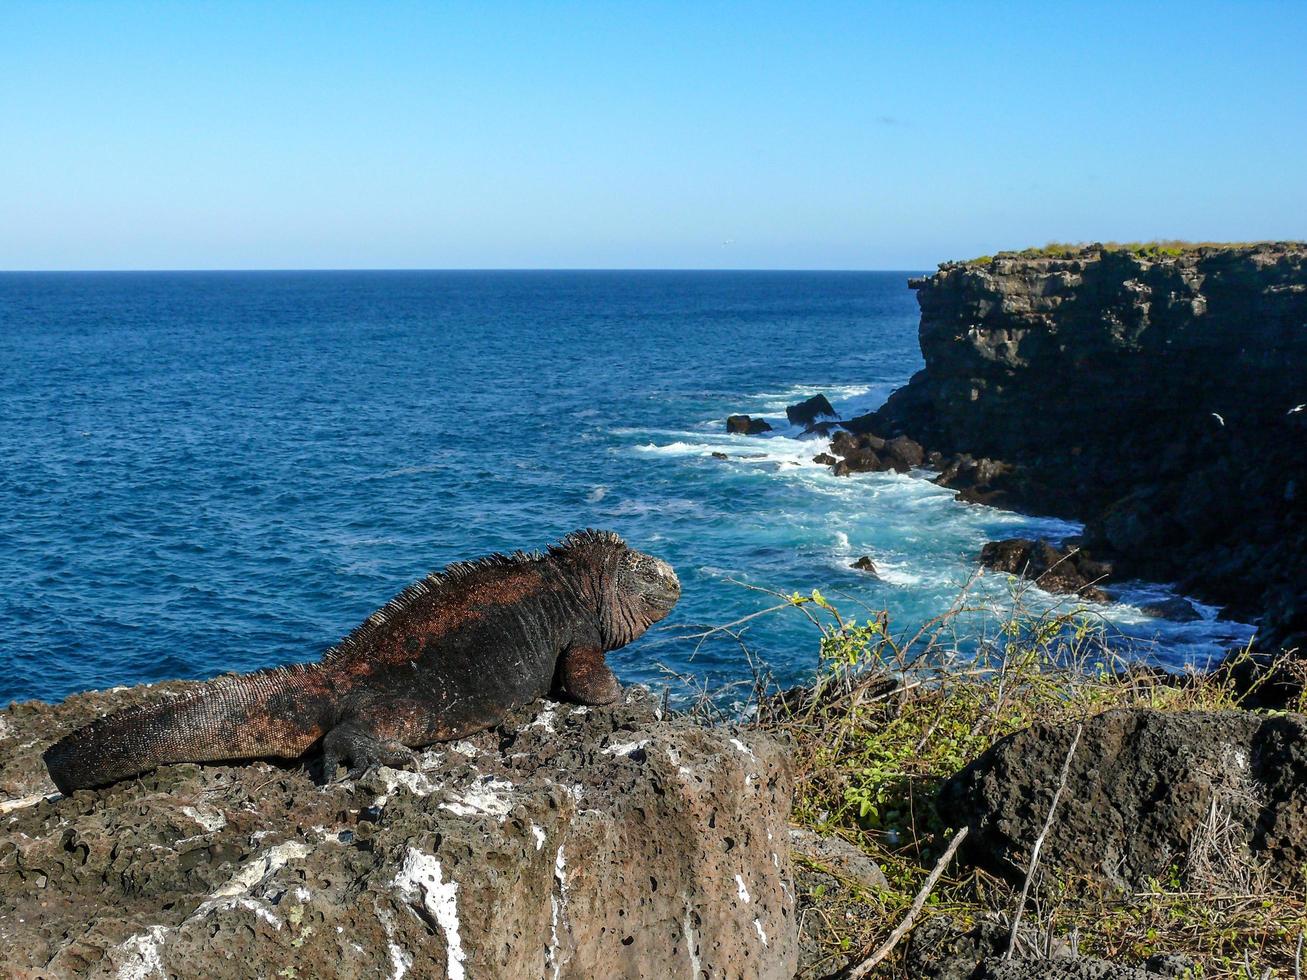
[{"x1": 43, "y1": 530, "x2": 680, "y2": 793}]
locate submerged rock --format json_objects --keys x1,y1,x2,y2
[
  {"x1": 850, "y1": 555, "x2": 878, "y2": 575},
  {"x1": 940, "y1": 707, "x2": 1307, "y2": 892},
  {"x1": 1137, "y1": 596, "x2": 1202, "y2": 622},
  {"x1": 978, "y1": 538, "x2": 1112, "y2": 602},
  {"x1": 801, "y1": 420, "x2": 843, "y2": 438},
  {"x1": 726, "y1": 414, "x2": 772, "y2": 435},
  {"x1": 0, "y1": 684, "x2": 797, "y2": 979}
]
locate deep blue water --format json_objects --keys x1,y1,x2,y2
[{"x1": 0, "y1": 271, "x2": 1252, "y2": 706}]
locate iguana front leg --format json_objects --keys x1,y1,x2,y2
[
  {"x1": 320, "y1": 719, "x2": 417, "y2": 782},
  {"x1": 554, "y1": 645, "x2": 621, "y2": 705}
]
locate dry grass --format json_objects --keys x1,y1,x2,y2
[
  {"x1": 961, "y1": 240, "x2": 1303, "y2": 265},
  {"x1": 667, "y1": 579, "x2": 1307, "y2": 977}
]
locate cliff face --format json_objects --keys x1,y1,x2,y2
[
  {"x1": 1, "y1": 683, "x2": 797, "y2": 979},
  {"x1": 868, "y1": 244, "x2": 1307, "y2": 649}
]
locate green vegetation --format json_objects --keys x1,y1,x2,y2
[
  {"x1": 957, "y1": 240, "x2": 1298, "y2": 266},
  {"x1": 688, "y1": 581, "x2": 1306, "y2": 977}
]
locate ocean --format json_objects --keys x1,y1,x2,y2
[{"x1": 0, "y1": 271, "x2": 1253, "y2": 706}]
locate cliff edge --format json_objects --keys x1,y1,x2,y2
[{"x1": 864, "y1": 242, "x2": 1306, "y2": 652}]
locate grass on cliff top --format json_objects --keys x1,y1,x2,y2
[
  {"x1": 960, "y1": 240, "x2": 1295, "y2": 265},
  {"x1": 673, "y1": 577, "x2": 1306, "y2": 979}
]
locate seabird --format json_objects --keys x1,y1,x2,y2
[{"x1": 1211, "y1": 413, "x2": 1225, "y2": 426}]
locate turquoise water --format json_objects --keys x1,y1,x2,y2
[{"x1": 0, "y1": 271, "x2": 1252, "y2": 705}]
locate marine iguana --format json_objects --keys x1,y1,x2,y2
[{"x1": 43, "y1": 530, "x2": 680, "y2": 793}]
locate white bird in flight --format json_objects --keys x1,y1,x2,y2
[
  {"x1": 1211, "y1": 413, "x2": 1225, "y2": 426},
  {"x1": 1289, "y1": 404, "x2": 1305, "y2": 415}
]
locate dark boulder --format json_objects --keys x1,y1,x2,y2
[
  {"x1": 882, "y1": 434, "x2": 926, "y2": 471},
  {"x1": 1211, "y1": 647, "x2": 1305, "y2": 710},
  {"x1": 940, "y1": 708, "x2": 1307, "y2": 892},
  {"x1": 832, "y1": 451, "x2": 887, "y2": 477},
  {"x1": 829, "y1": 430, "x2": 898, "y2": 476},
  {"x1": 726, "y1": 414, "x2": 772, "y2": 435},
  {"x1": 785, "y1": 394, "x2": 837, "y2": 427},
  {"x1": 711, "y1": 451, "x2": 729, "y2": 460},
  {"x1": 811, "y1": 453, "x2": 837, "y2": 466},
  {"x1": 850, "y1": 555, "x2": 878, "y2": 575},
  {"x1": 832, "y1": 429, "x2": 884, "y2": 455},
  {"x1": 978, "y1": 539, "x2": 1112, "y2": 601},
  {"x1": 934, "y1": 453, "x2": 1017, "y2": 506}
]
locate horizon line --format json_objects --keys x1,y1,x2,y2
[{"x1": 0, "y1": 266, "x2": 931, "y2": 275}]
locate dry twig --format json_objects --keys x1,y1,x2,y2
[
  {"x1": 838, "y1": 826, "x2": 969, "y2": 980},
  {"x1": 1005, "y1": 722, "x2": 1082, "y2": 959}
]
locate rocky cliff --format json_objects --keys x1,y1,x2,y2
[
  {"x1": 864, "y1": 243, "x2": 1307, "y2": 652},
  {"x1": 1, "y1": 683, "x2": 797, "y2": 979}
]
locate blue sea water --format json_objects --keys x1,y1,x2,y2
[{"x1": 0, "y1": 271, "x2": 1253, "y2": 706}]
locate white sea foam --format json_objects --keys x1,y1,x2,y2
[{"x1": 618, "y1": 382, "x2": 1255, "y2": 675}]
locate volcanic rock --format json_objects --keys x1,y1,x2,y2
[
  {"x1": 727, "y1": 414, "x2": 772, "y2": 435},
  {"x1": 785, "y1": 394, "x2": 837, "y2": 428},
  {"x1": 940, "y1": 708, "x2": 1307, "y2": 892},
  {"x1": 978, "y1": 538, "x2": 1113, "y2": 601},
  {"x1": 861, "y1": 243, "x2": 1307, "y2": 656},
  {"x1": 0, "y1": 683, "x2": 797, "y2": 979}
]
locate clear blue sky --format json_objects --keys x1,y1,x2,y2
[{"x1": 3, "y1": 1, "x2": 1304, "y2": 270}]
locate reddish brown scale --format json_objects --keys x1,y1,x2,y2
[{"x1": 43, "y1": 530, "x2": 681, "y2": 793}]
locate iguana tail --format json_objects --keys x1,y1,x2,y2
[{"x1": 43, "y1": 663, "x2": 334, "y2": 794}]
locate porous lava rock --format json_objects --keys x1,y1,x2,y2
[
  {"x1": 940, "y1": 708, "x2": 1307, "y2": 892},
  {"x1": 0, "y1": 683, "x2": 797, "y2": 979}
]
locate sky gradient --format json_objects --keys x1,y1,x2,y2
[{"x1": 3, "y1": 1, "x2": 1305, "y2": 270}]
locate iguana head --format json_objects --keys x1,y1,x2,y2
[{"x1": 554, "y1": 529, "x2": 681, "y2": 649}]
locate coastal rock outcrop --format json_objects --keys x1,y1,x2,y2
[
  {"x1": 932, "y1": 452, "x2": 1017, "y2": 506},
  {"x1": 727, "y1": 414, "x2": 772, "y2": 435},
  {"x1": 1, "y1": 683, "x2": 797, "y2": 978},
  {"x1": 785, "y1": 394, "x2": 836, "y2": 428},
  {"x1": 828, "y1": 430, "x2": 925, "y2": 476},
  {"x1": 861, "y1": 243, "x2": 1307, "y2": 654},
  {"x1": 940, "y1": 707, "x2": 1307, "y2": 892},
  {"x1": 978, "y1": 538, "x2": 1112, "y2": 602}
]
